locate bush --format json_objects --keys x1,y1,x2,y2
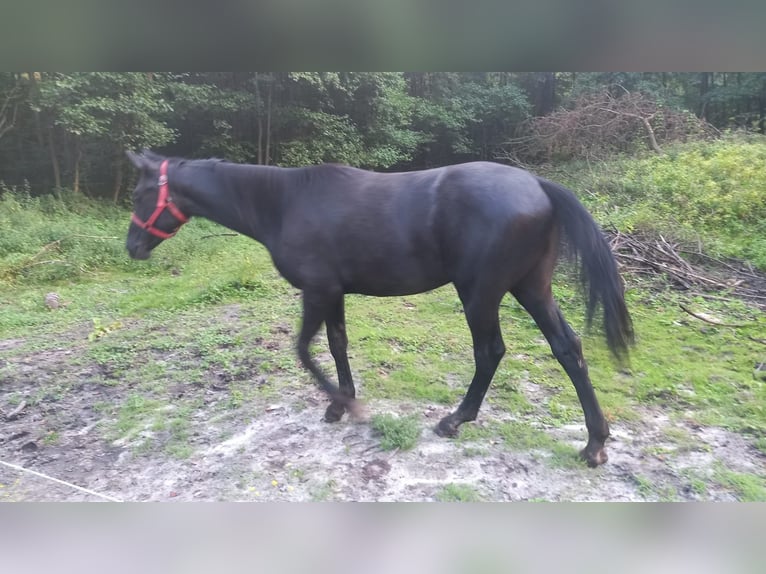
[
  {"x1": 545, "y1": 134, "x2": 766, "y2": 270},
  {"x1": 371, "y1": 413, "x2": 421, "y2": 451},
  {"x1": 622, "y1": 136, "x2": 766, "y2": 230}
]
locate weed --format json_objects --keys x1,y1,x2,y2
[
  {"x1": 370, "y1": 413, "x2": 421, "y2": 451},
  {"x1": 291, "y1": 468, "x2": 308, "y2": 482},
  {"x1": 678, "y1": 469, "x2": 708, "y2": 497},
  {"x1": 436, "y1": 483, "x2": 483, "y2": 502},
  {"x1": 42, "y1": 431, "x2": 60, "y2": 445},
  {"x1": 632, "y1": 474, "x2": 678, "y2": 501},
  {"x1": 166, "y1": 443, "x2": 194, "y2": 459},
  {"x1": 310, "y1": 480, "x2": 337, "y2": 501},
  {"x1": 88, "y1": 318, "x2": 123, "y2": 341},
  {"x1": 712, "y1": 464, "x2": 766, "y2": 501}
]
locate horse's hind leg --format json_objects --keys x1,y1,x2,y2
[
  {"x1": 324, "y1": 296, "x2": 356, "y2": 422},
  {"x1": 435, "y1": 284, "x2": 506, "y2": 438},
  {"x1": 512, "y1": 281, "x2": 610, "y2": 467}
]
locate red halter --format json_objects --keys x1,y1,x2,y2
[{"x1": 131, "y1": 160, "x2": 189, "y2": 239}]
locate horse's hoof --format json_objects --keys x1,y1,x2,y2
[
  {"x1": 580, "y1": 446, "x2": 608, "y2": 468},
  {"x1": 323, "y1": 402, "x2": 345, "y2": 423},
  {"x1": 434, "y1": 417, "x2": 459, "y2": 438}
]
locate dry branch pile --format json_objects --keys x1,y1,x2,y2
[
  {"x1": 605, "y1": 228, "x2": 766, "y2": 309},
  {"x1": 501, "y1": 88, "x2": 718, "y2": 164}
]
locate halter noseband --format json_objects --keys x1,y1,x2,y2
[{"x1": 131, "y1": 160, "x2": 189, "y2": 239}]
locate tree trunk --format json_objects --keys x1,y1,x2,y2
[
  {"x1": 113, "y1": 150, "x2": 124, "y2": 203},
  {"x1": 534, "y1": 72, "x2": 556, "y2": 116},
  {"x1": 73, "y1": 136, "x2": 81, "y2": 194},
  {"x1": 48, "y1": 127, "x2": 62, "y2": 193},
  {"x1": 641, "y1": 116, "x2": 662, "y2": 154},
  {"x1": 265, "y1": 80, "x2": 272, "y2": 165},
  {"x1": 255, "y1": 73, "x2": 263, "y2": 164},
  {"x1": 0, "y1": 83, "x2": 19, "y2": 140},
  {"x1": 699, "y1": 72, "x2": 710, "y2": 119}
]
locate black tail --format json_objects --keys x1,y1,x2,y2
[{"x1": 536, "y1": 176, "x2": 634, "y2": 359}]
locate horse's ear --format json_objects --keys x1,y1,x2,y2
[
  {"x1": 126, "y1": 150, "x2": 148, "y2": 170},
  {"x1": 143, "y1": 149, "x2": 165, "y2": 162}
]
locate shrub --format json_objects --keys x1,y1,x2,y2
[
  {"x1": 370, "y1": 413, "x2": 421, "y2": 451},
  {"x1": 545, "y1": 134, "x2": 766, "y2": 269}
]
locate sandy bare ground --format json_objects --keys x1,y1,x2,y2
[{"x1": 2, "y1": 335, "x2": 763, "y2": 503}]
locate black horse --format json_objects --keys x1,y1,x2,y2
[{"x1": 126, "y1": 151, "x2": 633, "y2": 467}]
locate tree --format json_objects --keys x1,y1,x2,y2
[
  {"x1": 276, "y1": 72, "x2": 423, "y2": 168},
  {"x1": 31, "y1": 73, "x2": 176, "y2": 200},
  {"x1": 0, "y1": 73, "x2": 23, "y2": 142}
]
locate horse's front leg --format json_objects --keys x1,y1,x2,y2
[{"x1": 296, "y1": 290, "x2": 362, "y2": 421}]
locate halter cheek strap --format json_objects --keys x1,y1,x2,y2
[{"x1": 131, "y1": 160, "x2": 189, "y2": 239}]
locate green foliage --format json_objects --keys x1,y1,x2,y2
[
  {"x1": 278, "y1": 109, "x2": 367, "y2": 166},
  {"x1": 88, "y1": 318, "x2": 123, "y2": 341},
  {"x1": 278, "y1": 73, "x2": 423, "y2": 168},
  {"x1": 34, "y1": 72, "x2": 176, "y2": 149},
  {"x1": 622, "y1": 136, "x2": 766, "y2": 230},
  {"x1": 548, "y1": 135, "x2": 766, "y2": 269},
  {"x1": 370, "y1": 413, "x2": 421, "y2": 451}
]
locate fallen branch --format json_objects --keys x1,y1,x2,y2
[
  {"x1": 3, "y1": 400, "x2": 27, "y2": 421},
  {"x1": 678, "y1": 303, "x2": 752, "y2": 328},
  {"x1": 605, "y1": 229, "x2": 766, "y2": 309}
]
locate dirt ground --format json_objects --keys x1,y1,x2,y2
[{"x1": 0, "y1": 325, "x2": 764, "y2": 502}]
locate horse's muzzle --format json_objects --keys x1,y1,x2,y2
[
  {"x1": 128, "y1": 247, "x2": 151, "y2": 260},
  {"x1": 126, "y1": 237, "x2": 152, "y2": 260}
]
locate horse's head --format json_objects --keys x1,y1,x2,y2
[{"x1": 125, "y1": 150, "x2": 190, "y2": 260}]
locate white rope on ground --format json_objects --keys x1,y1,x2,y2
[{"x1": 0, "y1": 459, "x2": 123, "y2": 502}]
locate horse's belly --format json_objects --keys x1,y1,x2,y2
[{"x1": 342, "y1": 260, "x2": 449, "y2": 297}]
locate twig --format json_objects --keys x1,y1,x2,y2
[
  {"x1": 678, "y1": 303, "x2": 752, "y2": 328},
  {"x1": 20, "y1": 259, "x2": 71, "y2": 269},
  {"x1": 199, "y1": 233, "x2": 239, "y2": 240},
  {"x1": 3, "y1": 400, "x2": 27, "y2": 421},
  {"x1": 26, "y1": 235, "x2": 119, "y2": 263},
  {"x1": 748, "y1": 335, "x2": 766, "y2": 345}
]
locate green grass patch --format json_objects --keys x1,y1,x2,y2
[
  {"x1": 498, "y1": 421, "x2": 584, "y2": 469},
  {"x1": 632, "y1": 474, "x2": 679, "y2": 501},
  {"x1": 712, "y1": 464, "x2": 766, "y2": 502},
  {"x1": 436, "y1": 483, "x2": 483, "y2": 502},
  {"x1": 370, "y1": 413, "x2": 421, "y2": 451}
]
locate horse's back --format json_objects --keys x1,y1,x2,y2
[{"x1": 275, "y1": 162, "x2": 554, "y2": 295}]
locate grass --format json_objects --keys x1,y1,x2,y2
[
  {"x1": 370, "y1": 413, "x2": 421, "y2": 451},
  {"x1": 436, "y1": 483, "x2": 483, "y2": 502},
  {"x1": 498, "y1": 421, "x2": 584, "y2": 469},
  {"x1": 712, "y1": 464, "x2": 766, "y2": 502}
]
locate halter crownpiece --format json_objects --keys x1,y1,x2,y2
[{"x1": 131, "y1": 160, "x2": 189, "y2": 239}]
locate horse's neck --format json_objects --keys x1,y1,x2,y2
[{"x1": 181, "y1": 163, "x2": 287, "y2": 246}]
